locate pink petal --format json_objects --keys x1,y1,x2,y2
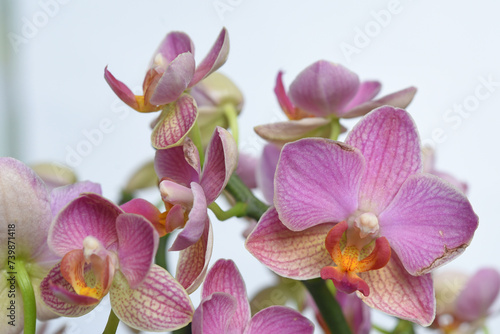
[
  {"x1": 50, "y1": 181, "x2": 102, "y2": 216},
  {"x1": 379, "y1": 174, "x2": 478, "y2": 275},
  {"x1": 202, "y1": 259, "x2": 251, "y2": 333},
  {"x1": 151, "y1": 31, "x2": 195, "y2": 66},
  {"x1": 244, "y1": 306, "x2": 314, "y2": 334},
  {"x1": 192, "y1": 292, "x2": 238, "y2": 334},
  {"x1": 274, "y1": 71, "x2": 295, "y2": 116},
  {"x1": 110, "y1": 265, "x2": 194, "y2": 331},
  {"x1": 176, "y1": 218, "x2": 213, "y2": 294},
  {"x1": 170, "y1": 182, "x2": 207, "y2": 251},
  {"x1": 155, "y1": 139, "x2": 201, "y2": 186},
  {"x1": 288, "y1": 60, "x2": 360, "y2": 117},
  {"x1": 236, "y1": 152, "x2": 258, "y2": 189},
  {"x1": 336, "y1": 292, "x2": 372, "y2": 334},
  {"x1": 104, "y1": 67, "x2": 140, "y2": 110},
  {"x1": 149, "y1": 52, "x2": 196, "y2": 105},
  {"x1": 120, "y1": 198, "x2": 164, "y2": 235},
  {"x1": 189, "y1": 28, "x2": 230, "y2": 87},
  {"x1": 48, "y1": 194, "x2": 122, "y2": 257},
  {"x1": 151, "y1": 94, "x2": 198, "y2": 149},
  {"x1": 275, "y1": 138, "x2": 364, "y2": 231},
  {"x1": 200, "y1": 127, "x2": 238, "y2": 204},
  {"x1": 359, "y1": 255, "x2": 435, "y2": 326},
  {"x1": 342, "y1": 80, "x2": 381, "y2": 112},
  {"x1": 343, "y1": 87, "x2": 417, "y2": 119},
  {"x1": 254, "y1": 118, "x2": 331, "y2": 146},
  {"x1": 245, "y1": 207, "x2": 333, "y2": 280},
  {"x1": 454, "y1": 268, "x2": 500, "y2": 321},
  {"x1": 256, "y1": 144, "x2": 281, "y2": 204},
  {"x1": 346, "y1": 106, "x2": 421, "y2": 215},
  {"x1": 117, "y1": 214, "x2": 159, "y2": 289}
]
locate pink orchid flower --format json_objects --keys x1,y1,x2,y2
[
  {"x1": 40, "y1": 193, "x2": 194, "y2": 332},
  {"x1": 0, "y1": 158, "x2": 100, "y2": 334},
  {"x1": 246, "y1": 106, "x2": 478, "y2": 325},
  {"x1": 254, "y1": 60, "x2": 416, "y2": 145},
  {"x1": 192, "y1": 259, "x2": 314, "y2": 334},
  {"x1": 105, "y1": 28, "x2": 229, "y2": 149}
]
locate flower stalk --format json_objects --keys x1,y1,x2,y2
[{"x1": 16, "y1": 260, "x2": 36, "y2": 334}]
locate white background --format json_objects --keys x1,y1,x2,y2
[{"x1": 1, "y1": 0, "x2": 499, "y2": 333}]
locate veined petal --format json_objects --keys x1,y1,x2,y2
[
  {"x1": 50, "y1": 181, "x2": 102, "y2": 216},
  {"x1": 275, "y1": 138, "x2": 363, "y2": 230},
  {"x1": 48, "y1": 194, "x2": 122, "y2": 257},
  {"x1": 155, "y1": 139, "x2": 200, "y2": 186},
  {"x1": 120, "y1": 198, "x2": 165, "y2": 236},
  {"x1": 192, "y1": 292, "x2": 238, "y2": 334},
  {"x1": 379, "y1": 174, "x2": 478, "y2": 275},
  {"x1": 202, "y1": 259, "x2": 251, "y2": 333},
  {"x1": 110, "y1": 266, "x2": 194, "y2": 331},
  {"x1": 289, "y1": 60, "x2": 360, "y2": 117},
  {"x1": 359, "y1": 255, "x2": 435, "y2": 326},
  {"x1": 245, "y1": 207, "x2": 333, "y2": 280},
  {"x1": 341, "y1": 80, "x2": 381, "y2": 112},
  {"x1": 104, "y1": 67, "x2": 141, "y2": 111},
  {"x1": 256, "y1": 144, "x2": 281, "y2": 204},
  {"x1": 0, "y1": 273, "x2": 24, "y2": 334},
  {"x1": 200, "y1": 127, "x2": 238, "y2": 204},
  {"x1": 189, "y1": 28, "x2": 230, "y2": 87},
  {"x1": 254, "y1": 118, "x2": 331, "y2": 146},
  {"x1": 149, "y1": 52, "x2": 196, "y2": 105},
  {"x1": 117, "y1": 214, "x2": 159, "y2": 289},
  {"x1": 244, "y1": 306, "x2": 314, "y2": 334},
  {"x1": 346, "y1": 106, "x2": 422, "y2": 214},
  {"x1": 176, "y1": 217, "x2": 213, "y2": 294},
  {"x1": 151, "y1": 94, "x2": 198, "y2": 149},
  {"x1": 151, "y1": 31, "x2": 195, "y2": 66}
]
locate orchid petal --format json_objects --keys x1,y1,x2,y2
[
  {"x1": 346, "y1": 106, "x2": 422, "y2": 214},
  {"x1": 117, "y1": 214, "x2": 159, "y2": 289},
  {"x1": 202, "y1": 259, "x2": 251, "y2": 332},
  {"x1": 192, "y1": 292, "x2": 237, "y2": 334},
  {"x1": 120, "y1": 198, "x2": 165, "y2": 236},
  {"x1": 244, "y1": 306, "x2": 314, "y2": 334},
  {"x1": 379, "y1": 174, "x2": 478, "y2": 275},
  {"x1": 288, "y1": 60, "x2": 360, "y2": 117},
  {"x1": 176, "y1": 217, "x2": 213, "y2": 294},
  {"x1": 189, "y1": 28, "x2": 230, "y2": 87},
  {"x1": 336, "y1": 292, "x2": 371, "y2": 334},
  {"x1": 245, "y1": 207, "x2": 333, "y2": 280},
  {"x1": 48, "y1": 194, "x2": 122, "y2": 257},
  {"x1": 256, "y1": 144, "x2": 281, "y2": 204},
  {"x1": 0, "y1": 276, "x2": 24, "y2": 334},
  {"x1": 151, "y1": 94, "x2": 198, "y2": 149},
  {"x1": 50, "y1": 181, "x2": 102, "y2": 216},
  {"x1": 110, "y1": 266, "x2": 194, "y2": 331},
  {"x1": 342, "y1": 80, "x2": 381, "y2": 112},
  {"x1": 155, "y1": 139, "x2": 200, "y2": 186},
  {"x1": 359, "y1": 255, "x2": 435, "y2": 326},
  {"x1": 151, "y1": 31, "x2": 195, "y2": 66},
  {"x1": 236, "y1": 152, "x2": 258, "y2": 189},
  {"x1": 201, "y1": 127, "x2": 238, "y2": 204},
  {"x1": 104, "y1": 67, "x2": 140, "y2": 110},
  {"x1": 274, "y1": 71, "x2": 295, "y2": 116},
  {"x1": 254, "y1": 118, "x2": 331, "y2": 146},
  {"x1": 275, "y1": 138, "x2": 363, "y2": 230}
]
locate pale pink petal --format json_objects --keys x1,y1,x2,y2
[
  {"x1": 104, "y1": 67, "x2": 140, "y2": 110},
  {"x1": 154, "y1": 139, "x2": 200, "y2": 186},
  {"x1": 200, "y1": 127, "x2": 238, "y2": 204},
  {"x1": 346, "y1": 106, "x2": 422, "y2": 215},
  {"x1": 359, "y1": 255, "x2": 435, "y2": 326},
  {"x1": 343, "y1": 87, "x2": 417, "y2": 119},
  {"x1": 342, "y1": 80, "x2": 381, "y2": 112},
  {"x1": 170, "y1": 182, "x2": 207, "y2": 251},
  {"x1": 275, "y1": 138, "x2": 363, "y2": 230},
  {"x1": 379, "y1": 174, "x2": 478, "y2": 275},
  {"x1": 110, "y1": 266, "x2": 194, "y2": 331},
  {"x1": 254, "y1": 118, "x2": 331, "y2": 146},
  {"x1": 152, "y1": 31, "x2": 195, "y2": 66},
  {"x1": 48, "y1": 194, "x2": 122, "y2": 257},
  {"x1": 151, "y1": 94, "x2": 198, "y2": 149},
  {"x1": 149, "y1": 52, "x2": 196, "y2": 105},
  {"x1": 289, "y1": 61, "x2": 360, "y2": 117},
  {"x1": 236, "y1": 153, "x2": 258, "y2": 189},
  {"x1": 50, "y1": 181, "x2": 102, "y2": 216},
  {"x1": 256, "y1": 144, "x2": 281, "y2": 204},
  {"x1": 120, "y1": 198, "x2": 162, "y2": 232},
  {"x1": 202, "y1": 259, "x2": 251, "y2": 332},
  {"x1": 244, "y1": 306, "x2": 314, "y2": 334},
  {"x1": 245, "y1": 207, "x2": 333, "y2": 280},
  {"x1": 192, "y1": 292, "x2": 238, "y2": 334},
  {"x1": 116, "y1": 214, "x2": 159, "y2": 289},
  {"x1": 176, "y1": 218, "x2": 213, "y2": 294},
  {"x1": 189, "y1": 28, "x2": 230, "y2": 87}
]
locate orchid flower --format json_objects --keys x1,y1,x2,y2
[
  {"x1": 192, "y1": 259, "x2": 314, "y2": 334},
  {"x1": 246, "y1": 106, "x2": 478, "y2": 325},
  {"x1": 0, "y1": 158, "x2": 100, "y2": 334},
  {"x1": 254, "y1": 60, "x2": 416, "y2": 145},
  {"x1": 105, "y1": 28, "x2": 229, "y2": 149},
  {"x1": 40, "y1": 193, "x2": 194, "y2": 331}
]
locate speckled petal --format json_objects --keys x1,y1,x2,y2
[
  {"x1": 244, "y1": 306, "x2": 314, "y2": 334},
  {"x1": 110, "y1": 266, "x2": 194, "y2": 331},
  {"x1": 246, "y1": 207, "x2": 333, "y2": 280},
  {"x1": 254, "y1": 118, "x2": 331, "y2": 146},
  {"x1": 192, "y1": 292, "x2": 238, "y2": 334},
  {"x1": 50, "y1": 181, "x2": 102, "y2": 216}
]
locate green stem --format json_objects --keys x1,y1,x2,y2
[
  {"x1": 302, "y1": 278, "x2": 352, "y2": 334},
  {"x1": 223, "y1": 103, "x2": 239, "y2": 146},
  {"x1": 372, "y1": 324, "x2": 392, "y2": 334},
  {"x1": 190, "y1": 119, "x2": 205, "y2": 166},
  {"x1": 329, "y1": 117, "x2": 341, "y2": 141},
  {"x1": 483, "y1": 325, "x2": 490, "y2": 334},
  {"x1": 155, "y1": 233, "x2": 170, "y2": 271},
  {"x1": 391, "y1": 319, "x2": 415, "y2": 334},
  {"x1": 102, "y1": 309, "x2": 120, "y2": 334},
  {"x1": 172, "y1": 322, "x2": 192, "y2": 334},
  {"x1": 208, "y1": 202, "x2": 248, "y2": 220},
  {"x1": 118, "y1": 190, "x2": 134, "y2": 205},
  {"x1": 16, "y1": 261, "x2": 36, "y2": 334},
  {"x1": 224, "y1": 174, "x2": 269, "y2": 221}
]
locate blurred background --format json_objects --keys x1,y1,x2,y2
[{"x1": 1, "y1": 0, "x2": 499, "y2": 332}]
